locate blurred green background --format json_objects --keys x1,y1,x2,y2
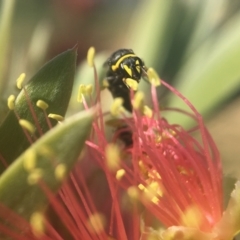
[{"x1": 0, "y1": 0, "x2": 240, "y2": 237}]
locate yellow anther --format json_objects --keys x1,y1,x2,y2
[
  {"x1": 85, "y1": 84, "x2": 93, "y2": 95},
  {"x1": 87, "y1": 212, "x2": 106, "y2": 233},
  {"x1": 105, "y1": 143, "x2": 120, "y2": 171},
  {"x1": 127, "y1": 186, "x2": 139, "y2": 199},
  {"x1": 48, "y1": 113, "x2": 64, "y2": 122},
  {"x1": 7, "y1": 95, "x2": 15, "y2": 110},
  {"x1": 140, "y1": 182, "x2": 162, "y2": 204},
  {"x1": 77, "y1": 85, "x2": 84, "y2": 102},
  {"x1": 138, "y1": 184, "x2": 145, "y2": 191},
  {"x1": 77, "y1": 84, "x2": 87, "y2": 102},
  {"x1": 123, "y1": 78, "x2": 139, "y2": 90},
  {"x1": 181, "y1": 205, "x2": 203, "y2": 228},
  {"x1": 147, "y1": 170, "x2": 161, "y2": 180},
  {"x1": 147, "y1": 68, "x2": 161, "y2": 86},
  {"x1": 19, "y1": 119, "x2": 35, "y2": 134},
  {"x1": 16, "y1": 73, "x2": 26, "y2": 89},
  {"x1": 116, "y1": 169, "x2": 125, "y2": 180},
  {"x1": 77, "y1": 84, "x2": 93, "y2": 97},
  {"x1": 23, "y1": 149, "x2": 36, "y2": 172},
  {"x1": 87, "y1": 47, "x2": 95, "y2": 67},
  {"x1": 55, "y1": 164, "x2": 67, "y2": 181},
  {"x1": 132, "y1": 91, "x2": 144, "y2": 110},
  {"x1": 145, "y1": 190, "x2": 160, "y2": 204},
  {"x1": 110, "y1": 97, "x2": 124, "y2": 116},
  {"x1": 30, "y1": 212, "x2": 45, "y2": 237},
  {"x1": 27, "y1": 168, "x2": 43, "y2": 185},
  {"x1": 36, "y1": 100, "x2": 49, "y2": 110},
  {"x1": 143, "y1": 105, "x2": 153, "y2": 118},
  {"x1": 149, "y1": 181, "x2": 161, "y2": 194},
  {"x1": 102, "y1": 79, "x2": 109, "y2": 88}
]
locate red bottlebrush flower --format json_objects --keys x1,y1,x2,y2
[
  {"x1": 129, "y1": 81, "x2": 223, "y2": 232},
  {"x1": 77, "y1": 48, "x2": 225, "y2": 238},
  {"x1": 33, "y1": 49, "x2": 225, "y2": 239},
  {"x1": 85, "y1": 81, "x2": 223, "y2": 238},
  {"x1": 2, "y1": 47, "x2": 240, "y2": 240}
]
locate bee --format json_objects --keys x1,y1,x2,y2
[{"x1": 104, "y1": 49, "x2": 147, "y2": 112}]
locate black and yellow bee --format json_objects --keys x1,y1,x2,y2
[{"x1": 104, "y1": 49, "x2": 147, "y2": 112}]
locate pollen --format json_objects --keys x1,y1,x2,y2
[
  {"x1": 127, "y1": 186, "x2": 139, "y2": 199},
  {"x1": 87, "y1": 46, "x2": 95, "y2": 67},
  {"x1": 110, "y1": 97, "x2": 124, "y2": 116},
  {"x1": 55, "y1": 163, "x2": 67, "y2": 181},
  {"x1": 27, "y1": 168, "x2": 43, "y2": 185},
  {"x1": 36, "y1": 100, "x2": 49, "y2": 110},
  {"x1": 143, "y1": 105, "x2": 153, "y2": 118},
  {"x1": 77, "y1": 84, "x2": 85, "y2": 102},
  {"x1": 147, "y1": 169, "x2": 161, "y2": 181},
  {"x1": 85, "y1": 84, "x2": 93, "y2": 95},
  {"x1": 16, "y1": 73, "x2": 26, "y2": 89},
  {"x1": 48, "y1": 113, "x2": 64, "y2": 122},
  {"x1": 132, "y1": 91, "x2": 144, "y2": 111},
  {"x1": 7, "y1": 95, "x2": 15, "y2": 110},
  {"x1": 147, "y1": 68, "x2": 161, "y2": 86},
  {"x1": 139, "y1": 181, "x2": 162, "y2": 204},
  {"x1": 30, "y1": 212, "x2": 45, "y2": 237},
  {"x1": 23, "y1": 149, "x2": 36, "y2": 172},
  {"x1": 138, "y1": 183, "x2": 145, "y2": 191},
  {"x1": 87, "y1": 212, "x2": 106, "y2": 233},
  {"x1": 77, "y1": 84, "x2": 93, "y2": 102},
  {"x1": 105, "y1": 143, "x2": 120, "y2": 171},
  {"x1": 123, "y1": 78, "x2": 139, "y2": 90},
  {"x1": 116, "y1": 169, "x2": 126, "y2": 180},
  {"x1": 19, "y1": 119, "x2": 35, "y2": 134},
  {"x1": 181, "y1": 205, "x2": 203, "y2": 228}
]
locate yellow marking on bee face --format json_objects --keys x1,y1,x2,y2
[
  {"x1": 135, "y1": 60, "x2": 141, "y2": 73},
  {"x1": 136, "y1": 66, "x2": 141, "y2": 73},
  {"x1": 111, "y1": 54, "x2": 136, "y2": 71},
  {"x1": 123, "y1": 65, "x2": 132, "y2": 77}
]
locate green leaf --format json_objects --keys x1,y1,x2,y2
[
  {"x1": 165, "y1": 12, "x2": 240, "y2": 126},
  {"x1": 0, "y1": 48, "x2": 77, "y2": 172},
  {"x1": 0, "y1": 109, "x2": 93, "y2": 222},
  {"x1": 0, "y1": 0, "x2": 16, "y2": 93}
]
